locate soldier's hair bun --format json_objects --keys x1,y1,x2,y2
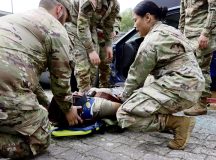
[
  {"x1": 134, "y1": 1, "x2": 168, "y2": 20},
  {"x1": 159, "y1": 7, "x2": 168, "y2": 20}
]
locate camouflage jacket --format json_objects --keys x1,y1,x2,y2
[
  {"x1": 70, "y1": 0, "x2": 120, "y2": 53},
  {"x1": 0, "y1": 8, "x2": 72, "y2": 113},
  {"x1": 98, "y1": 14, "x2": 121, "y2": 44},
  {"x1": 123, "y1": 22, "x2": 205, "y2": 102},
  {"x1": 179, "y1": 0, "x2": 216, "y2": 38},
  {"x1": 113, "y1": 14, "x2": 122, "y2": 34}
]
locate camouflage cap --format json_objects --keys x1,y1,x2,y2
[{"x1": 57, "y1": 0, "x2": 72, "y2": 22}]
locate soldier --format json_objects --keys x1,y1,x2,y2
[
  {"x1": 0, "y1": 0, "x2": 82, "y2": 159},
  {"x1": 179, "y1": 0, "x2": 216, "y2": 115},
  {"x1": 116, "y1": 1, "x2": 205, "y2": 150},
  {"x1": 65, "y1": 0, "x2": 120, "y2": 92}
]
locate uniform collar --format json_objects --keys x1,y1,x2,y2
[{"x1": 148, "y1": 21, "x2": 163, "y2": 34}]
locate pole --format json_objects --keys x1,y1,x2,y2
[{"x1": 11, "y1": 0, "x2": 13, "y2": 13}]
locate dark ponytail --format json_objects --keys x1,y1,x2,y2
[
  {"x1": 133, "y1": 1, "x2": 168, "y2": 20},
  {"x1": 160, "y1": 6, "x2": 168, "y2": 20}
]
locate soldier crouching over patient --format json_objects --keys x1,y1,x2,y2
[
  {"x1": 116, "y1": 1, "x2": 205, "y2": 150},
  {"x1": 0, "y1": 0, "x2": 77, "y2": 158}
]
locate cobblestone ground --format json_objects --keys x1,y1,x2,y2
[
  {"x1": 1, "y1": 91, "x2": 216, "y2": 160},
  {"x1": 34, "y1": 110, "x2": 216, "y2": 160}
]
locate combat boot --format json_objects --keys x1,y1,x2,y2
[
  {"x1": 183, "y1": 103, "x2": 207, "y2": 116},
  {"x1": 0, "y1": 133, "x2": 32, "y2": 159},
  {"x1": 164, "y1": 115, "x2": 196, "y2": 150}
]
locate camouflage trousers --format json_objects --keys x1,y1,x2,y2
[
  {"x1": 98, "y1": 43, "x2": 111, "y2": 88},
  {"x1": 190, "y1": 36, "x2": 216, "y2": 99},
  {"x1": 72, "y1": 37, "x2": 97, "y2": 92},
  {"x1": 0, "y1": 107, "x2": 50, "y2": 159},
  {"x1": 117, "y1": 84, "x2": 197, "y2": 132},
  {"x1": 0, "y1": 51, "x2": 51, "y2": 158}
]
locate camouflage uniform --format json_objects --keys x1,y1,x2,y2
[
  {"x1": 34, "y1": 84, "x2": 50, "y2": 108},
  {"x1": 179, "y1": 0, "x2": 216, "y2": 100},
  {"x1": 116, "y1": 22, "x2": 205, "y2": 131},
  {"x1": 65, "y1": 0, "x2": 120, "y2": 92},
  {"x1": 98, "y1": 15, "x2": 121, "y2": 88},
  {"x1": 0, "y1": 8, "x2": 72, "y2": 158}
]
